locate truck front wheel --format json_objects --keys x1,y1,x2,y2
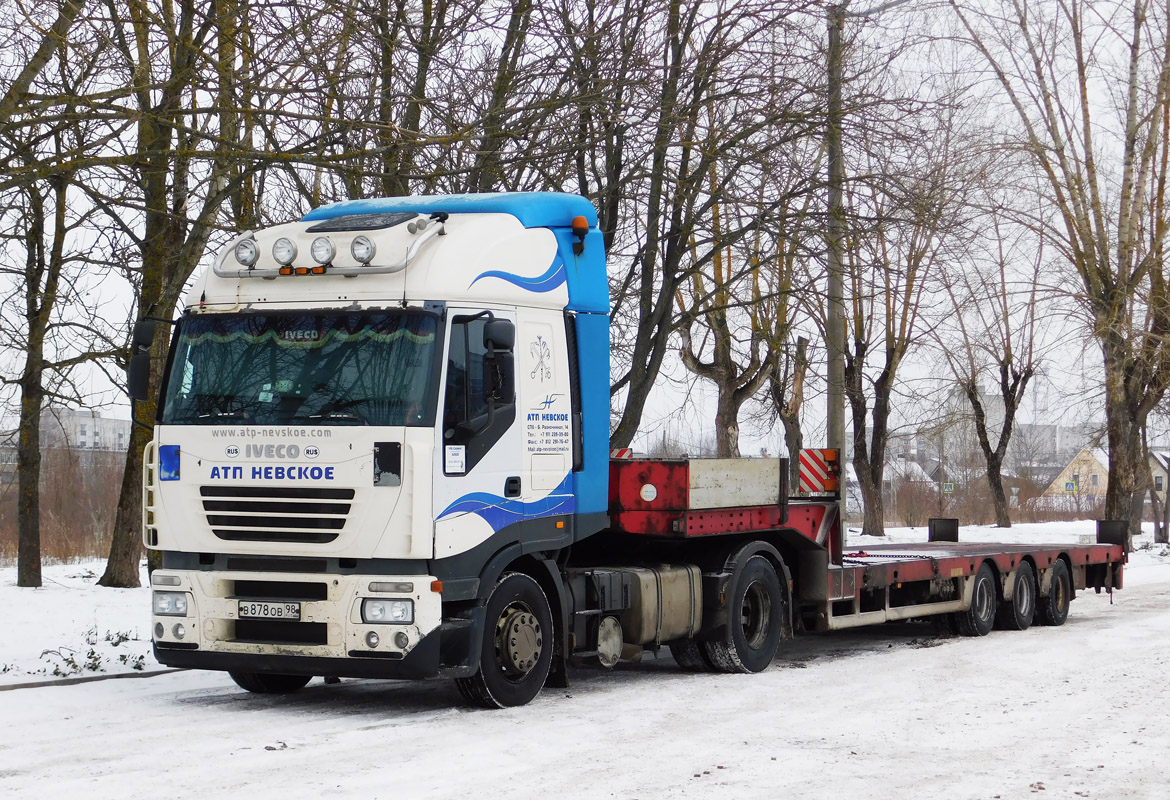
[
  {"x1": 456, "y1": 572, "x2": 553, "y2": 708},
  {"x1": 702, "y1": 555, "x2": 783, "y2": 674},
  {"x1": 228, "y1": 671, "x2": 312, "y2": 694}
]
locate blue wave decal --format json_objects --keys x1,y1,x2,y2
[
  {"x1": 470, "y1": 257, "x2": 567, "y2": 294},
  {"x1": 438, "y1": 474, "x2": 575, "y2": 533}
]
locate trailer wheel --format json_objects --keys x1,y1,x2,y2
[
  {"x1": 702, "y1": 555, "x2": 783, "y2": 673},
  {"x1": 957, "y1": 563, "x2": 997, "y2": 637},
  {"x1": 995, "y1": 562, "x2": 1037, "y2": 631},
  {"x1": 228, "y1": 672, "x2": 312, "y2": 694},
  {"x1": 1037, "y1": 560, "x2": 1072, "y2": 627},
  {"x1": 455, "y1": 572, "x2": 553, "y2": 709},
  {"x1": 668, "y1": 638, "x2": 714, "y2": 672}
]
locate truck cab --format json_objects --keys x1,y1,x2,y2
[{"x1": 144, "y1": 194, "x2": 610, "y2": 701}]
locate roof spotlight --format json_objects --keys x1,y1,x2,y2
[
  {"x1": 234, "y1": 238, "x2": 260, "y2": 267},
  {"x1": 272, "y1": 237, "x2": 297, "y2": 266},
  {"x1": 351, "y1": 235, "x2": 376, "y2": 264},
  {"x1": 310, "y1": 236, "x2": 335, "y2": 265}
]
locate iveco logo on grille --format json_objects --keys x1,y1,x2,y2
[{"x1": 246, "y1": 444, "x2": 303, "y2": 459}]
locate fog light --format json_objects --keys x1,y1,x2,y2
[
  {"x1": 393, "y1": 631, "x2": 409, "y2": 649},
  {"x1": 154, "y1": 623, "x2": 164, "y2": 639},
  {"x1": 365, "y1": 631, "x2": 380, "y2": 648},
  {"x1": 173, "y1": 623, "x2": 186, "y2": 640}
]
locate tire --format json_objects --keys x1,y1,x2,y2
[
  {"x1": 669, "y1": 638, "x2": 714, "y2": 672},
  {"x1": 995, "y1": 562, "x2": 1037, "y2": 631},
  {"x1": 702, "y1": 555, "x2": 784, "y2": 674},
  {"x1": 228, "y1": 671, "x2": 312, "y2": 694},
  {"x1": 455, "y1": 572, "x2": 553, "y2": 709},
  {"x1": 957, "y1": 563, "x2": 998, "y2": 637},
  {"x1": 1037, "y1": 560, "x2": 1072, "y2": 627}
]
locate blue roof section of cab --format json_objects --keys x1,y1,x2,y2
[{"x1": 301, "y1": 192, "x2": 598, "y2": 230}]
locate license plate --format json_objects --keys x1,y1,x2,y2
[{"x1": 238, "y1": 600, "x2": 301, "y2": 620}]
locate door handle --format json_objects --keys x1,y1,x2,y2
[{"x1": 504, "y1": 476, "x2": 521, "y2": 497}]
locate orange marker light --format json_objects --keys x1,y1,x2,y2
[{"x1": 430, "y1": 580, "x2": 443, "y2": 594}]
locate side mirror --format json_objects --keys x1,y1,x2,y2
[
  {"x1": 127, "y1": 352, "x2": 151, "y2": 402},
  {"x1": 132, "y1": 319, "x2": 158, "y2": 352},
  {"x1": 483, "y1": 319, "x2": 514, "y2": 352}
]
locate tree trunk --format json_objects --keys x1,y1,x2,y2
[
  {"x1": 16, "y1": 380, "x2": 43, "y2": 588},
  {"x1": 1102, "y1": 338, "x2": 1146, "y2": 550},
  {"x1": 714, "y1": 390, "x2": 740, "y2": 458},
  {"x1": 1160, "y1": 490, "x2": 1170, "y2": 545},
  {"x1": 986, "y1": 454, "x2": 1011, "y2": 528}
]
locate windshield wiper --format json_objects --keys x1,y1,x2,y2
[{"x1": 308, "y1": 410, "x2": 368, "y2": 425}]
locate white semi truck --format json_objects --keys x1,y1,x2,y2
[{"x1": 130, "y1": 192, "x2": 1124, "y2": 708}]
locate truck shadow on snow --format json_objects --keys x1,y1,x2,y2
[{"x1": 173, "y1": 617, "x2": 1102, "y2": 714}]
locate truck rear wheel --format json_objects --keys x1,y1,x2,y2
[
  {"x1": 1037, "y1": 560, "x2": 1072, "y2": 626},
  {"x1": 228, "y1": 671, "x2": 312, "y2": 694},
  {"x1": 455, "y1": 572, "x2": 553, "y2": 709},
  {"x1": 995, "y1": 562, "x2": 1036, "y2": 631},
  {"x1": 957, "y1": 563, "x2": 998, "y2": 637},
  {"x1": 702, "y1": 555, "x2": 783, "y2": 673},
  {"x1": 668, "y1": 638, "x2": 714, "y2": 672}
]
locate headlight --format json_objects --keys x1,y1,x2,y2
[
  {"x1": 351, "y1": 235, "x2": 376, "y2": 264},
  {"x1": 272, "y1": 237, "x2": 297, "y2": 265},
  {"x1": 153, "y1": 591, "x2": 189, "y2": 617},
  {"x1": 362, "y1": 598, "x2": 413, "y2": 624},
  {"x1": 310, "y1": 236, "x2": 335, "y2": 265},
  {"x1": 234, "y1": 238, "x2": 259, "y2": 267}
]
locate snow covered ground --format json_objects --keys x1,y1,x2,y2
[{"x1": 1, "y1": 521, "x2": 1167, "y2": 799}]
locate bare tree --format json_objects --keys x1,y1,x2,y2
[
  {"x1": 950, "y1": 0, "x2": 1170, "y2": 540},
  {"x1": 936, "y1": 204, "x2": 1047, "y2": 527},
  {"x1": 842, "y1": 109, "x2": 974, "y2": 536}
]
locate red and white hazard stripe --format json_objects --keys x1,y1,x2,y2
[
  {"x1": 610, "y1": 448, "x2": 634, "y2": 460},
  {"x1": 798, "y1": 449, "x2": 833, "y2": 493}
]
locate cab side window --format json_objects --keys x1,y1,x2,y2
[{"x1": 443, "y1": 315, "x2": 515, "y2": 474}]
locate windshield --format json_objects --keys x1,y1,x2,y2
[{"x1": 160, "y1": 310, "x2": 440, "y2": 426}]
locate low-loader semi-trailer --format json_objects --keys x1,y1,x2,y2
[{"x1": 130, "y1": 192, "x2": 1125, "y2": 707}]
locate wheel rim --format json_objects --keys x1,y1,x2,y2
[
  {"x1": 1055, "y1": 573, "x2": 1068, "y2": 612},
  {"x1": 495, "y1": 602, "x2": 543, "y2": 680},
  {"x1": 740, "y1": 580, "x2": 773, "y2": 649},
  {"x1": 1016, "y1": 572, "x2": 1033, "y2": 618},
  {"x1": 974, "y1": 576, "x2": 994, "y2": 622}
]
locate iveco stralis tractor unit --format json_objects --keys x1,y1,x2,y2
[{"x1": 132, "y1": 193, "x2": 1124, "y2": 708}]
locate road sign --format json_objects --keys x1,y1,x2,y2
[
  {"x1": 943, "y1": 482, "x2": 955, "y2": 494},
  {"x1": 1065, "y1": 481, "x2": 1077, "y2": 493}
]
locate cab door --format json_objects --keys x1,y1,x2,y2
[{"x1": 432, "y1": 308, "x2": 521, "y2": 557}]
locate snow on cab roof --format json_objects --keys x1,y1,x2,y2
[{"x1": 301, "y1": 192, "x2": 598, "y2": 230}]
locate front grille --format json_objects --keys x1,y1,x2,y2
[
  {"x1": 233, "y1": 580, "x2": 328, "y2": 601},
  {"x1": 201, "y1": 486, "x2": 355, "y2": 544},
  {"x1": 234, "y1": 619, "x2": 328, "y2": 646}
]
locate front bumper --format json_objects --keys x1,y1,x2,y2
[{"x1": 150, "y1": 569, "x2": 477, "y2": 679}]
